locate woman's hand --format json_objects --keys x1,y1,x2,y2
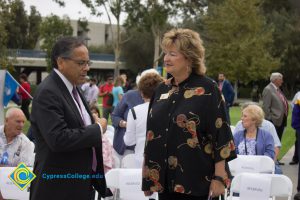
[
  {"x1": 209, "y1": 179, "x2": 225, "y2": 198},
  {"x1": 144, "y1": 191, "x2": 153, "y2": 196}
]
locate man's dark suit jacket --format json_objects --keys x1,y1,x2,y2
[
  {"x1": 30, "y1": 71, "x2": 107, "y2": 200},
  {"x1": 221, "y1": 79, "x2": 235, "y2": 107}
]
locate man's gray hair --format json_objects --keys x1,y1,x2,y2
[{"x1": 270, "y1": 72, "x2": 283, "y2": 82}]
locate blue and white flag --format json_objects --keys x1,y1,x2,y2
[{"x1": 2, "y1": 71, "x2": 18, "y2": 106}]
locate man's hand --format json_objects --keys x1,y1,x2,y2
[
  {"x1": 144, "y1": 191, "x2": 153, "y2": 196},
  {"x1": 98, "y1": 118, "x2": 107, "y2": 133},
  {"x1": 119, "y1": 120, "x2": 127, "y2": 128},
  {"x1": 93, "y1": 114, "x2": 107, "y2": 133}
]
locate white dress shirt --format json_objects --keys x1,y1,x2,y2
[
  {"x1": 86, "y1": 84, "x2": 99, "y2": 105},
  {"x1": 0, "y1": 125, "x2": 35, "y2": 166},
  {"x1": 54, "y1": 69, "x2": 91, "y2": 126}
]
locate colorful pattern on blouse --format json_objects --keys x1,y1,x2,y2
[{"x1": 142, "y1": 73, "x2": 236, "y2": 197}]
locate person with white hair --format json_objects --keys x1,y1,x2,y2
[
  {"x1": 111, "y1": 69, "x2": 160, "y2": 162},
  {"x1": 0, "y1": 107, "x2": 34, "y2": 167},
  {"x1": 262, "y1": 72, "x2": 288, "y2": 165}
]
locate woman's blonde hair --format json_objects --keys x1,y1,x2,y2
[
  {"x1": 161, "y1": 28, "x2": 206, "y2": 75},
  {"x1": 242, "y1": 104, "x2": 265, "y2": 127},
  {"x1": 114, "y1": 76, "x2": 124, "y2": 86}
]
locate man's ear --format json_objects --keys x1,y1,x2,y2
[{"x1": 57, "y1": 57, "x2": 64, "y2": 71}]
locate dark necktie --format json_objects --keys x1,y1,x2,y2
[
  {"x1": 72, "y1": 87, "x2": 84, "y2": 123},
  {"x1": 72, "y1": 87, "x2": 97, "y2": 171}
]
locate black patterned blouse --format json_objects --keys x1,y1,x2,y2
[{"x1": 142, "y1": 73, "x2": 236, "y2": 197}]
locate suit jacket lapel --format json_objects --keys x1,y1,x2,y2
[
  {"x1": 51, "y1": 71, "x2": 84, "y2": 126},
  {"x1": 76, "y1": 86, "x2": 95, "y2": 123}
]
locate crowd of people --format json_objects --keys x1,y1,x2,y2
[{"x1": 0, "y1": 29, "x2": 300, "y2": 200}]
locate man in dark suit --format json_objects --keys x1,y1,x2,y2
[
  {"x1": 30, "y1": 37, "x2": 108, "y2": 200},
  {"x1": 218, "y1": 73, "x2": 235, "y2": 124}
]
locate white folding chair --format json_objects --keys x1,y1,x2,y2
[
  {"x1": 112, "y1": 150, "x2": 121, "y2": 168},
  {"x1": 229, "y1": 155, "x2": 275, "y2": 176},
  {"x1": 0, "y1": 167, "x2": 31, "y2": 200},
  {"x1": 228, "y1": 173, "x2": 293, "y2": 200},
  {"x1": 105, "y1": 125, "x2": 115, "y2": 145},
  {"x1": 230, "y1": 125, "x2": 235, "y2": 133},
  {"x1": 121, "y1": 153, "x2": 136, "y2": 168},
  {"x1": 105, "y1": 168, "x2": 155, "y2": 200}
]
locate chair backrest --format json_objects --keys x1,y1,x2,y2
[
  {"x1": 228, "y1": 155, "x2": 275, "y2": 176},
  {"x1": 230, "y1": 125, "x2": 235, "y2": 133},
  {"x1": 105, "y1": 125, "x2": 115, "y2": 145},
  {"x1": 112, "y1": 150, "x2": 121, "y2": 168},
  {"x1": 0, "y1": 167, "x2": 31, "y2": 200},
  {"x1": 121, "y1": 154, "x2": 136, "y2": 168},
  {"x1": 229, "y1": 173, "x2": 292, "y2": 200},
  {"x1": 105, "y1": 168, "x2": 154, "y2": 200}
]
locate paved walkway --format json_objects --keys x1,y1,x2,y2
[{"x1": 278, "y1": 145, "x2": 298, "y2": 199}]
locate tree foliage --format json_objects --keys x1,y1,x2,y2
[
  {"x1": 26, "y1": 6, "x2": 42, "y2": 49},
  {"x1": 39, "y1": 15, "x2": 73, "y2": 70},
  {"x1": 0, "y1": 0, "x2": 41, "y2": 69},
  {"x1": 123, "y1": 0, "x2": 206, "y2": 69},
  {"x1": 5, "y1": 0, "x2": 28, "y2": 48},
  {"x1": 0, "y1": 0, "x2": 9, "y2": 69},
  {"x1": 261, "y1": 0, "x2": 300, "y2": 95},
  {"x1": 79, "y1": 0, "x2": 127, "y2": 77},
  {"x1": 121, "y1": 27, "x2": 154, "y2": 73},
  {"x1": 203, "y1": 0, "x2": 279, "y2": 84}
]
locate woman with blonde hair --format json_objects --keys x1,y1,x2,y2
[
  {"x1": 233, "y1": 104, "x2": 275, "y2": 159},
  {"x1": 142, "y1": 28, "x2": 236, "y2": 200}
]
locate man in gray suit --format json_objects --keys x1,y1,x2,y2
[{"x1": 262, "y1": 72, "x2": 288, "y2": 141}]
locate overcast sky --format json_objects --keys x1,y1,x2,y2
[{"x1": 23, "y1": 0, "x2": 125, "y2": 24}]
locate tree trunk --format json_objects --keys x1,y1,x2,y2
[
  {"x1": 114, "y1": 20, "x2": 121, "y2": 77},
  {"x1": 153, "y1": 32, "x2": 160, "y2": 69},
  {"x1": 234, "y1": 81, "x2": 238, "y2": 102}
]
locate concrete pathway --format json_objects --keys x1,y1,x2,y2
[{"x1": 278, "y1": 145, "x2": 298, "y2": 200}]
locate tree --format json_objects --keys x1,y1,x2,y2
[
  {"x1": 121, "y1": 27, "x2": 154, "y2": 73},
  {"x1": 25, "y1": 6, "x2": 42, "y2": 49},
  {"x1": 39, "y1": 15, "x2": 73, "y2": 70},
  {"x1": 124, "y1": 0, "x2": 206, "y2": 69},
  {"x1": 80, "y1": 0, "x2": 127, "y2": 77},
  {"x1": 5, "y1": 0, "x2": 28, "y2": 49},
  {"x1": 203, "y1": 0, "x2": 279, "y2": 85},
  {"x1": 0, "y1": 0, "x2": 13, "y2": 69},
  {"x1": 261, "y1": 0, "x2": 300, "y2": 96}
]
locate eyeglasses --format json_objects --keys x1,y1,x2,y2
[{"x1": 62, "y1": 57, "x2": 93, "y2": 67}]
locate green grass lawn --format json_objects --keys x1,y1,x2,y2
[{"x1": 229, "y1": 106, "x2": 295, "y2": 160}]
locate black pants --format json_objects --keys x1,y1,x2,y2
[
  {"x1": 158, "y1": 192, "x2": 221, "y2": 200},
  {"x1": 274, "y1": 115, "x2": 287, "y2": 141},
  {"x1": 293, "y1": 130, "x2": 299, "y2": 162},
  {"x1": 21, "y1": 98, "x2": 31, "y2": 120}
]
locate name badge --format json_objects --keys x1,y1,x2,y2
[{"x1": 160, "y1": 93, "x2": 169, "y2": 100}]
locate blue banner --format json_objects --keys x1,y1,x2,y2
[{"x1": 3, "y1": 72, "x2": 18, "y2": 106}]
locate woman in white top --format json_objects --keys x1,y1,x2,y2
[{"x1": 124, "y1": 72, "x2": 163, "y2": 167}]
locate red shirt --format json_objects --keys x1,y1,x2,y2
[
  {"x1": 19, "y1": 82, "x2": 31, "y2": 100},
  {"x1": 99, "y1": 83, "x2": 113, "y2": 108}
]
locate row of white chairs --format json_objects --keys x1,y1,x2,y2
[
  {"x1": 99, "y1": 154, "x2": 292, "y2": 200},
  {"x1": 0, "y1": 153, "x2": 292, "y2": 200}
]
